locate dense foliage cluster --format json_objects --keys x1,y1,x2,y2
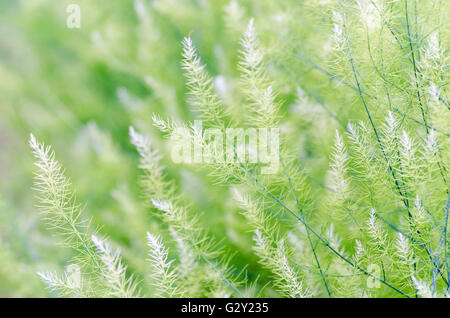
[{"x1": 0, "y1": 0, "x2": 448, "y2": 297}]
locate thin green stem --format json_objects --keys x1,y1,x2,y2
[{"x1": 279, "y1": 154, "x2": 332, "y2": 297}]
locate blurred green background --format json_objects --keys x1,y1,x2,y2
[{"x1": 0, "y1": 0, "x2": 447, "y2": 297}]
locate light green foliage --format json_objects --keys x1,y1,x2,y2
[
  {"x1": 91, "y1": 235, "x2": 139, "y2": 297},
  {"x1": 0, "y1": 0, "x2": 449, "y2": 298}
]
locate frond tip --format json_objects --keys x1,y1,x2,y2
[
  {"x1": 181, "y1": 36, "x2": 224, "y2": 125},
  {"x1": 253, "y1": 230, "x2": 309, "y2": 298},
  {"x1": 29, "y1": 134, "x2": 95, "y2": 259},
  {"x1": 238, "y1": 18, "x2": 279, "y2": 127},
  {"x1": 328, "y1": 130, "x2": 349, "y2": 199},
  {"x1": 146, "y1": 232, "x2": 180, "y2": 297},
  {"x1": 37, "y1": 270, "x2": 84, "y2": 297},
  {"x1": 92, "y1": 235, "x2": 138, "y2": 297}
]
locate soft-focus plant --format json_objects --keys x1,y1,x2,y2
[{"x1": 0, "y1": 0, "x2": 448, "y2": 298}]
